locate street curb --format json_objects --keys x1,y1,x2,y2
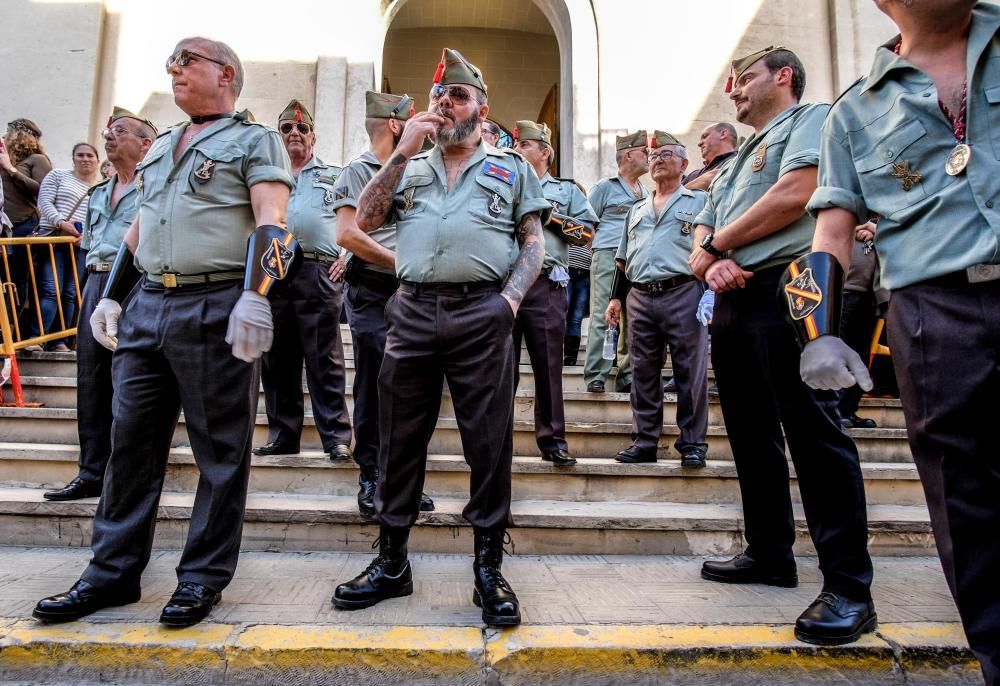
[{"x1": 0, "y1": 620, "x2": 979, "y2": 685}]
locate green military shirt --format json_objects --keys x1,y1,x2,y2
[
  {"x1": 537, "y1": 173, "x2": 599, "y2": 271},
  {"x1": 695, "y1": 103, "x2": 828, "y2": 271},
  {"x1": 392, "y1": 142, "x2": 551, "y2": 283},
  {"x1": 616, "y1": 186, "x2": 706, "y2": 283},
  {"x1": 807, "y1": 3, "x2": 1000, "y2": 290},
  {"x1": 83, "y1": 175, "x2": 137, "y2": 267},
  {"x1": 588, "y1": 176, "x2": 649, "y2": 251},
  {"x1": 330, "y1": 150, "x2": 396, "y2": 276},
  {"x1": 288, "y1": 155, "x2": 341, "y2": 258},
  {"x1": 133, "y1": 114, "x2": 292, "y2": 277}
]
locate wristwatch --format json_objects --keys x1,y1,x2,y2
[{"x1": 699, "y1": 233, "x2": 726, "y2": 258}]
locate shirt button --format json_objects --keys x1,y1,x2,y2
[
  {"x1": 987, "y1": 200, "x2": 995, "y2": 209},
  {"x1": 923, "y1": 92, "x2": 932, "y2": 98},
  {"x1": 160, "y1": 219, "x2": 166, "y2": 224},
  {"x1": 442, "y1": 214, "x2": 448, "y2": 219}
]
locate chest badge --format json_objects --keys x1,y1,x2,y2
[
  {"x1": 751, "y1": 144, "x2": 767, "y2": 172},
  {"x1": 193, "y1": 159, "x2": 216, "y2": 184},
  {"x1": 324, "y1": 187, "x2": 335, "y2": 205},
  {"x1": 402, "y1": 187, "x2": 416, "y2": 214},
  {"x1": 891, "y1": 160, "x2": 922, "y2": 191},
  {"x1": 135, "y1": 171, "x2": 143, "y2": 193},
  {"x1": 680, "y1": 221, "x2": 693, "y2": 235},
  {"x1": 489, "y1": 191, "x2": 504, "y2": 217}
]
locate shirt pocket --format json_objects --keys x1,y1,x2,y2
[
  {"x1": 671, "y1": 207, "x2": 697, "y2": 243},
  {"x1": 394, "y1": 173, "x2": 435, "y2": 218},
  {"x1": 186, "y1": 145, "x2": 244, "y2": 199},
  {"x1": 851, "y1": 118, "x2": 928, "y2": 217},
  {"x1": 474, "y1": 174, "x2": 515, "y2": 224},
  {"x1": 985, "y1": 83, "x2": 1000, "y2": 160},
  {"x1": 741, "y1": 139, "x2": 783, "y2": 188}
]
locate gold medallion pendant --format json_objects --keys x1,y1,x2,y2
[{"x1": 946, "y1": 143, "x2": 971, "y2": 176}]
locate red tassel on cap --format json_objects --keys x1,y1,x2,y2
[
  {"x1": 725, "y1": 74, "x2": 734, "y2": 93},
  {"x1": 513, "y1": 127, "x2": 519, "y2": 140},
  {"x1": 107, "y1": 116, "x2": 113, "y2": 126},
  {"x1": 295, "y1": 104, "x2": 303, "y2": 123},
  {"x1": 432, "y1": 49, "x2": 446, "y2": 85},
  {"x1": 409, "y1": 105, "x2": 416, "y2": 118}
]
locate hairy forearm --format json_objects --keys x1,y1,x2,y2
[
  {"x1": 336, "y1": 208, "x2": 395, "y2": 269},
  {"x1": 356, "y1": 154, "x2": 408, "y2": 233},
  {"x1": 713, "y1": 167, "x2": 817, "y2": 252},
  {"x1": 502, "y1": 213, "x2": 544, "y2": 306}
]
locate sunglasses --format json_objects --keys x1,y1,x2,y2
[
  {"x1": 165, "y1": 48, "x2": 228, "y2": 73},
  {"x1": 280, "y1": 122, "x2": 313, "y2": 135},
  {"x1": 430, "y1": 84, "x2": 473, "y2": 104}
]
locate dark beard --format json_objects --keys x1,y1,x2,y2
[{"x1": 436, "y1": 108, "x2": 480, "y2": 145}]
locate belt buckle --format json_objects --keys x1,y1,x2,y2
[
  {"x1": 967, "y1": 264, "x2": 1000, "y2": 284},
  {"x1": 96, "y1": 263, "x2": 111, "y2": 272},
  {"x1": 651, "y1": 282, "x2": 664, "y2": 295},
  {"x1": 162, "y1": 273, "x2": 178, "y2": 288}
]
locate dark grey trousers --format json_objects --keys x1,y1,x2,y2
[
  {"x1": 260, "y1": 260, "x2": 352, "y2": 452},
  {"x1": 76, "y1": 273, "x2": 114, "y2": 482},
  {"x1": 888, "y1": 278, "x2": 1000, "y2": 686},
  {"x1": 82, "y1": 281, "x2": 256, "y2": 592},
  {"x1": 626, "y1": 281, "x2": 708, "y2": 452}
]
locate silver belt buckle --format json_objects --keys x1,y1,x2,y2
[
  {"x1": 966, "y1": 264, "x2": 1000, "y2": 284},
  {"x1": 95, "y1": 263, "x2": 112, "y2": 272}
]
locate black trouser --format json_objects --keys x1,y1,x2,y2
[
  {"x1": 345, "y1": 270, "x2": 396, "y2": 471},
  {"x1": 838, "y1": 289, "x2": 877, "y2": 418},
  {"x1": 887, "y1": 277, "x2": 1000, "y2": 686},
  {"x1": 260, "y1": 260, "x2": 351, "y2": 452},
  {"x1": 82, "y1": 281, "x2": 256, "y2": 592},
  {"x1": 76, "y1": 272, "x2": 114, "y2": 482},
  {"x1": 712, "y1": 265, "x2": 873, "y2": 602},
  {"x1": 627, "y1": 281, "x2": 708, "y2": 452},
  {"x1": 375, "y1": 281, "x2": 514, "y2": 530},
  {"x1": 513, "y1": 277, "x2": 568, "y2": 453}
]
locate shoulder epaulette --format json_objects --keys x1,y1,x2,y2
[{"x1": 830, "y1": 75, "x2": 866, "y2": 110}]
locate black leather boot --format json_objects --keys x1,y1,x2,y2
[
  {"x1": 563, "y1": 335, "x2": 581, "y2": 366},
  {"x1": 473, "y1": 528, "x2": 521, "y2": 626},
  {"x1": 333, "y1": 526, "x2": 412, "y2": 610},
  {"x1": 357, "y1": 466, "x2": 378, "y2": 515}
]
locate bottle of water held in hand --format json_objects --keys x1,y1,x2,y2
[{"x1": 602, "y1": 327, "x2": 617, "y2": 360}]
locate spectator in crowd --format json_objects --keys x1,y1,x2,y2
[
  {"x1": 481, "y1": 120, "x2": 501, "y2": 147},
  {"x1": 838, "y1": 220, "x2": 880, "y2": 429},
  {"x1": 564, "y1": 234, "x2": 591, "y2": 366},
  {"x1": 27, "y1": 142, "x2": 101, "y2": 351},
  {"x1": 683, "y1": 122, "x2": 739, "y2": 191},
  {"x1": 100, "y1": 160, "x2": 115, "y2": 179}
]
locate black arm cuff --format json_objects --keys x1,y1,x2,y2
[
  {"x1": 100, "y1": 242, "x2": 141, "y2": 303},
  {"x1": 779, "y1": 251, "x2": 844, "y2": 349},
  {"x1": 610, "y1": 266, "x2": 631, "y2": 302},
  {"x1": 547, "y1": 211, "x2": 594, "y2": 247},
  {"x1": 244, "y1": 224, "x2": 302, "y2": 297}
]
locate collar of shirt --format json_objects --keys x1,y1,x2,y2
[
  {"x1": 426, "y1": 140, "x2": 490, "y2": 187},
  {"x1": 705, "y1": 150, "x2": 736, "y2": 172},
  {"x1": 170, "y1": 116, "x2": 239, "y2": 159},
  {"x1": 641, "y1": 185, "x2": 696, "y2": 223},
  {"x1": 359, "y1": 149, "x2": 380, "y2": 167},
  {"x1": 614, "y1": 175, "x2": 647, "y2": 200}
]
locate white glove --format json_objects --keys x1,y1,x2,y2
[
  {"x1": 800, "y1": 336, "x2": 873, "y2": 392},
  {"x1": 90, "y1": 298, "x2": 123, "y2": 351},
  {"x1": 695, "y1": 289, "x2": 715, "y2": 326},
  {"x1": 225, "y1": 291, "x2": 273, "y2": 362}
]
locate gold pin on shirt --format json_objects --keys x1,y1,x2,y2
[{"x1": 891, "y1": 160, "x2": 922, "y2": 191}]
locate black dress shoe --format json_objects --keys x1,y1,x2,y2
[
  {"x1": 33, "y1": 579, "x2": 140, "y2": 622},
  {"x1": 43, "y1": 476, "x2": 102, "y2": 501},
  {"x1": 708, "y1": 384, "x2": 720, "y2": 397},
  {"x1": 473, "y1": 528, "x2": 520, "y2": 626},
  {"x1": 419, "y1": 492, "x2": 435, "y2": 511},
  {"x1": 615, "y1": 444, "x2": 657, "y2": 463},
  {"x1": 334, "y1": 527, "x2": 412, "y2": 610},
  {"x1": 329, "y1": 444, "x2": 353, "y2": 462},
  {"x1": 358, "y1": 466, "x2": 377, "y2": 515},
  {"x1": 701, "y1": 552, "x2": 798, "y2": 587},
  {"x1": 159, "y1": 582, "x2": 221, "y2": 627},
  {"x1": 795, "y1": 592, "x2": 877, "y2": 645},
  {"x1": 841, "y1": 414, "x2": 877, "y2": 429},
  {"x1": 542, "y1": 449, "x2": 577, "y2": 466},
  {"x1": 680, "y1": 447, "x2": 707, "y2": 468},
  {"x1": 586, "y1": 380, "x2": 605, "y2": 393},
  {"x1": 663, "y1": 377, "x2": 677, "y2": 393},
  {"x1": 252, "y1": 442, "x2": 299, "y2": 456}
]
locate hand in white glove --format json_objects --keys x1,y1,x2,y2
[
  {"x1": 800, "y1": 336, "x2": 873, "y2": 392},
  {"x1": 696, "y1": 289, "x2": 715, "y2": 326},
  {"x1": 225, "y1": 291, "x2": 273, "y2": 362},
  {"x1": 90, "y1": 298, "x2": 123, "y2": 351}
]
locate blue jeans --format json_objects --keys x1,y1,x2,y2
[
  {"x1": 29, "y1": 243, "x2": 85, "y2": 344},
  {"x1": 565, "y1": 267, "x2": 590, "y2": 337}
]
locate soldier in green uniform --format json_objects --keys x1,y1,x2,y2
[
  {"x1": 790, "y1": 2, "x2": 1000, "y2": 680},
  {"x1": 584, "y1": 131, "x2": 649, "y2": 393},
  {"x1": 253, "y1": 99, "x2": 352, "y2": 462},
  {"x1": 690, "y1": 47, "x2": 875, "y2": 646},
  {"x1": 42, "y1": 107, "x2": 156, "y2": 502},
  {"x1": 333, "y1": 91, "x2": 434, "y2": 516},
  {"x1": 605, "y1": 131, "x2": 709, "y2": 467},
  {"x1": 34, "y1": 37, "x2": 295, "y2": 627},
  {"x1": 334, "y1": 49, "x2": 550, "y2": 627},
  {"x1": 512, "y1": 119, "x2": 598, "y2": 466}
]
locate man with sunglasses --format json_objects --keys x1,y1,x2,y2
[
  {"x1": 334, "y1": 49, "x2": 550, "y2": 627},
  {"x1": 42, "y1": 107, "x2": 156, "y2": 503},
  {"x1": 34, "y1": 37, "x2": 294, "y2": 628},
  {"x1": 584, "y1": 131, "x2": 649, "y2": 394},
  {"x1": 253, "y1": 99, "x2": 353, "y2": 464},
  {"x1": 690, "y1": 47, "x2": 875, "y2": 646},
  {"x1": 605, "y1": 132, "x2": 709, "y2": 468}
]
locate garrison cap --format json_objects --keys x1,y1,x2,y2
[
  {"x1": 365, "y1": 91, "x2": 415, "y2": 121},
  {"x1": 7, "y1": 118, "x2": 42, "y2": 137},
  {"x1": 648, "y1": 130, "x2": 683, "y2": 149},
  {"x1": 278, "y1": 99, "x2": 314, "y2": 126},
  {"x1": 107, "y1": 106, "x2": 158, "y2": 137},
  {"x1": 432, "y1": 48, "x2": 487, "y2": 94},
  {"x1": 514, "y1": 120, "x2": 551, "y2": 146},
  {"x1": 726, "y1": 45, "x2": 788, "y2": 92},
  {"x1": 616, "y1": 130, "x2": 647, "y2": 151}
]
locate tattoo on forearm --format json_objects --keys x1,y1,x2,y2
[
  {"x1": 356, "y1": 153, "x2": 408, "y2": 232},
  {"x1": 503, "y1": 213, "x2": 544, "y2": 305}
]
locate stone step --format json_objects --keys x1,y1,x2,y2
[
  {"x1": 0, "y1": 444, "x2": 929, "y2": 507},
  {"x1": 0, "y1": 407, "x2": 915, "y2": 462},
  {"x1": 0, "y1": 486, "x2": 935, "y2": 555}
]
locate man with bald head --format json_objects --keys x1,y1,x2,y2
[{"x1": 683, "y1": 122, "x2": 738, "y2": 191}]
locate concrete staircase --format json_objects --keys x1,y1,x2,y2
[{"x1": 0, "y1": 325, "x2": 931, "y2": 557}]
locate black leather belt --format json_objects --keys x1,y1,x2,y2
[
  {"x1": 922, "y1": 264, "x2": 1000, "y2": 288},
  {"x1": 88, "y1": 263, "x2": 112, "y2": 273},
  {"x1": 632, "y1": 274, "x2": 696, "y2": 294},
  {"x1": 357, "y1": 269, "x2": 399, "y2": 290},
  {"x1": 400, "y1": 280, "x2": 502, "y2": 296}
]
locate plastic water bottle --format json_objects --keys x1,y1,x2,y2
[{"x1": 602, "y1": 327, "x2": 617, "y2": 360}]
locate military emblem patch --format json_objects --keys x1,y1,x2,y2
[
  {"x1": 193, "y1": 158, "x2": 216, "y2": 183},
  {"x1": 261, "y1": 237, "x2": 295, "y2": 280},
  {"x1": 680, "y1": 221, "x2": 692, "y2": 235},
  {"x1": 891, "y1": 160, "x2": 922, "y2": 191},
  {"x1": 482, "y1": 161, "x2": 516, "y2": 186},
  {"x1": 324, "y1": 188, "x2": 335, "y2": 205},
  {"x1": 751, "y1": 144, "x2": 767, "y2": 172},
  {"x1": 402, "y1": 187, "x2": 416, "y2": 214},
  {"x1": 784, "y1": 267, "x2": 823, "y2": 321},
  {"x1": 489, "y1": 191, "x2": 503, "y2": 217}
]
